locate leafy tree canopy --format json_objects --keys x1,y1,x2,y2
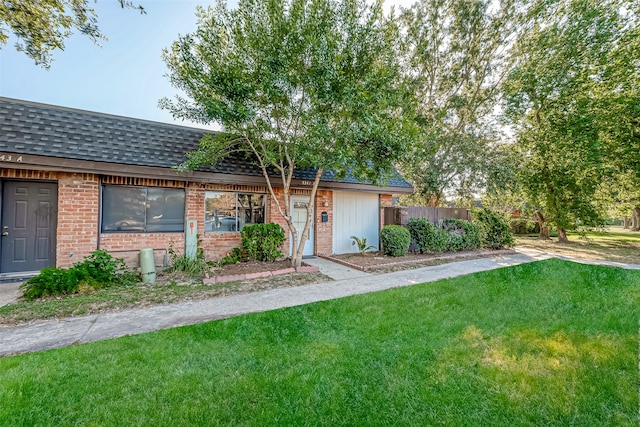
[
  {"x1": 161, "y1": 0, "x2": 411, "y2": 266},
  {"x1": 0, "y1": 0, "x2": 144, "y2": 68},
  {"x1": 502, "y1": 0, "x2": 637, "y2": 241},
  {"x1": 397, "y1": 0, "x2": 517, "y2": 206}
]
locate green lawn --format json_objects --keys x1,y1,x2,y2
[
  {"x1": 516, "y1": 226, "x2": 640, "y2": 265},
  {"x1": 1, "y1": 259, "x2": 639, "y2": 426}
]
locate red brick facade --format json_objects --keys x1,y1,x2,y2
[
  {"x1": 314, "y1": 190, "x2": 333, "y2": 256},
  {"x1": 0, "y1": 169, "x2": 397, "y2": 271}
]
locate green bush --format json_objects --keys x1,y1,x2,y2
[
  {"x1": 509, "y1": 218, "x2": 540, "y2": 235},
  {"x1": 472, "y1": 209, "x2": 515, "y2": 249},
  {"x1": 20, "y1": 267, "x2": 80, "y2": 301},
  {"x1": 380, "y1": 225, "x2": 411, "y2": 257},
  {"x1": 441, "y1": 218, "x2": 482, "y2": 252},
  {"x1": 220, "y1": 247, "x2": 243, "y2": 266},
  {"x1": 74, "y1": 249, "x2": 138, "y2": 287},
  {"x1": 350, "y1": 235, "x2": 376, "y2": 254},
  {"x1": 20, "y1": 250, "x2": 139, "y2": 301},
  {"x1": 241, "y1": 223, "x2": 285, "y2": 262},
  {"x1": 407, "y1": 217, "x2": 447, "y2": 253},
  {"x1": 167, "y1": 240, "x2": 214, "y2": 276}
]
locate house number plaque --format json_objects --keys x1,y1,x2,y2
[{"x1": 0, "y1": 154, "x2": 23, "y2": 163}]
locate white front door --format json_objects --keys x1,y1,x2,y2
[{"x1": 290, "y1": 195, "x2": 314, "y2": 256}]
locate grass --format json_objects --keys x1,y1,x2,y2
[
  {"x1": 516, "y1": 226, "x2": 640, "y2": 264},
  {"x1": 1, "y1": 258, "x2": 639, "y2": 426},
  {"x1": 0, "y1": 272, "x2": 329, "y2": 326}
]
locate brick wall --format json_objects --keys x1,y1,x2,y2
[
  {"x1": 268, "y1": 187, "x2": 292, "y2": 256},
  {"x1": 379, "y1": 194, "x2": 393, "y2": 230},
  {"x1": 1, "y1": 167, "x2": 388, "y2": 270},
  {"x1": 57, "y1": 173, "x2": 100, "y2": 268},
  {"x1": 314, "y1": 190, "x2": 333, "y2": 255}
]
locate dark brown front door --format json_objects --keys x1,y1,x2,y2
[{"x1": 1, "y1": 181, "x2": 57, "y2": 273}]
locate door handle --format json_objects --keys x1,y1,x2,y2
[{"x1": 1, "y1": 232, "x2": 8, "y2": 237}]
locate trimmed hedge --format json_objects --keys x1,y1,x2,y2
[
  {"x1": 441, "y1": 218, "x2": 482, "y2": 252},
  {"x1": 407, "y1": 217, "x2": 447, "y2": 253},
  {"x1": 472, "y1": 209, "x2": 515, "y2": 249},
  {"x1": 380, "y1": 225, "x2": 411, "y2": 257}
]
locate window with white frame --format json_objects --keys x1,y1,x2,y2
[
  {"x1": 205, "y1": 192, "x2": 266, "y2": 232},
  {"x1": 101, "y1": 185, "x2": 185, "y2": 233}
]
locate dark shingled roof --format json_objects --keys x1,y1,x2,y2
[{"x1": 0, "y1": 97, "x2": 412, "y2": 189}]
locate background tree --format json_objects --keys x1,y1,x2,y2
[
  {"x1": 161, "y1": 0, "x2": 409, "y2": 268},
  {"x1": 0, "y1": 0, "x2": 144, "y2": 68},
  {"x1": 397, "y1": 0, "x2": 517, "y2": 207},
  {"x1": 502, "y1": 0, "x2": 633, "y2": 242},
  {"x1": 594, "y1": 8, "x2": 640, "y2": 229},
  {"x1": 594, "y1": 173, "x2": 640, "y2": 231}
]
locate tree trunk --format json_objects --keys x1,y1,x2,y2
[
  {"x1": 291, "y1": 168, "x2": 324, "y2": 268},
  {"x1": 557, "y1": 227, "x2": 569, "y2": 243},
  {"x1": 632, "y1": 207, "x2": 640, "y2": 231},
  {"x1": 535, "y1": 211, "x2": 550, "y2": 240},
  {"x1": 622, "y1": 216, "x2": 631, "y2": 229}
]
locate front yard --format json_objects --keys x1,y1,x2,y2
[
  {"x1": 0, "y1": 250, "x2": 505, "y2": 326},
  {"x1": 515, "y1": 226, "x2": 640, "y2": 264},
  {"x1": 1, "y1": 258, "x2": 639, "y2": 426}
]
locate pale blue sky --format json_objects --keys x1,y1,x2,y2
[{"x1": 0, "y1": 0, "x2": 411, "y2": 129}]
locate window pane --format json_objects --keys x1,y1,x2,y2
[
  {"x1": 146, "y1": 188, "x2": 185, "y2": 232},
  {"x1": 102, "y1": 186, "x2": 145, "y2": 232},
  {"x1": 237, "y1": 194, "x2": 265, "y2": 230},
  {"x1": 102, "y1": 186, "x2": 185, "y2": 233},
  {"x1": 205, "y1": 192, "x2": 238, "y2": 232}
]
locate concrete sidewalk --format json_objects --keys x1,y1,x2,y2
[
  {"x1": 1, "y1": 249, "x2": 638, "y2": 357},
  {"x1": 0, "y1": 252, "x2": 545, "y2": 357}
]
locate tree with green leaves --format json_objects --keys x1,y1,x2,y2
[
  {"x1": 0, "y1": 0, "x2": 144, "y2": 68},
  {"x1": 502, "y1": 0, "x2": 634, "y2": 242},
  {"x1": 397, "y1": 0, "x2": 517, "y2": 207},
  {"x1": 594, "y1": 172, "x2": 640, "y2": 231},
  {"x1": 161, "y1": 0, "x2": 410, "y2": 267}
]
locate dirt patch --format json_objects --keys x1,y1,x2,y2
[
  {"x1": 158, "y1": 260, "x2": 312, "y2": 285},
  {"x1": 216, "y1": 260, "x2": 293, "y2": 276},
  {"x1": 327, "y1": 249, "x2": 516, "y2": 273}
]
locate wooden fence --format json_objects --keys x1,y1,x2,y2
[{"x1": 383, "y1": 206, "x2": 471, "y2": 227}]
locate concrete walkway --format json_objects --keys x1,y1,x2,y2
[
  {"x1": 0, "y1": 282, "x2": 21, "y2": 308},
  {"x1": 302, "y1": 256, "x2": 371, "y2": 280},
  {"x1": 1, "y1": 249, "x2": 638, "y2": 357}
]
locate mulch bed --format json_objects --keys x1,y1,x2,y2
[{"x1": 325, "y1": 249, "x2": 516, "y2": 272}]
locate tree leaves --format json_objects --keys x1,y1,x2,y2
[
  {"x1": 162, "y1": 0, "x2": 410, "y2": 265},
  {"x1": 0, "y1": 0, "x2": 144, "y2": 68},
  {"x1": 502, "y1": 0, "x2": 638, "y2": 235}
]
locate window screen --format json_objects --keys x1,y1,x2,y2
[{"x1": 102, "y1": 186, "x2": 185, "y2": 233}]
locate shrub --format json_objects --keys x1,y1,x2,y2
[
  {"x1": 20, "y1": 250, "x2": 138, "y2": 301},
  {"x1": 407, "y1": 217, "x2": 448, "y2": 253},
  {"x1": 350, "y1": 236, "x2": 376, "y2": 254},
  {"x1": 472, "y1": 209, "x2": 515, "y2": 249},
  {"x1": 380, "y1": 225, "x2": 411, "y2": 257},
  {"x1": 441, "y1": 218, "x2": 481, "y2": 252},
  {"x1": 241, "y1": 223, "x2": 285, "y2": 262},
  {"x1": 21, "y1": 267, "x2": 80, "y2": 301},
  {"x1": 509, "y1": 218, "x2": 540, "y2": 235},
  {"x1": 220, "y1": 247, "x2": 243, "y2": 266},
  {"x1": 74, "y1": 249, "x2": 138, "y2": 287},
  {"x1": 167, "y1": 240, "x2": 214, "y2": 276}
]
